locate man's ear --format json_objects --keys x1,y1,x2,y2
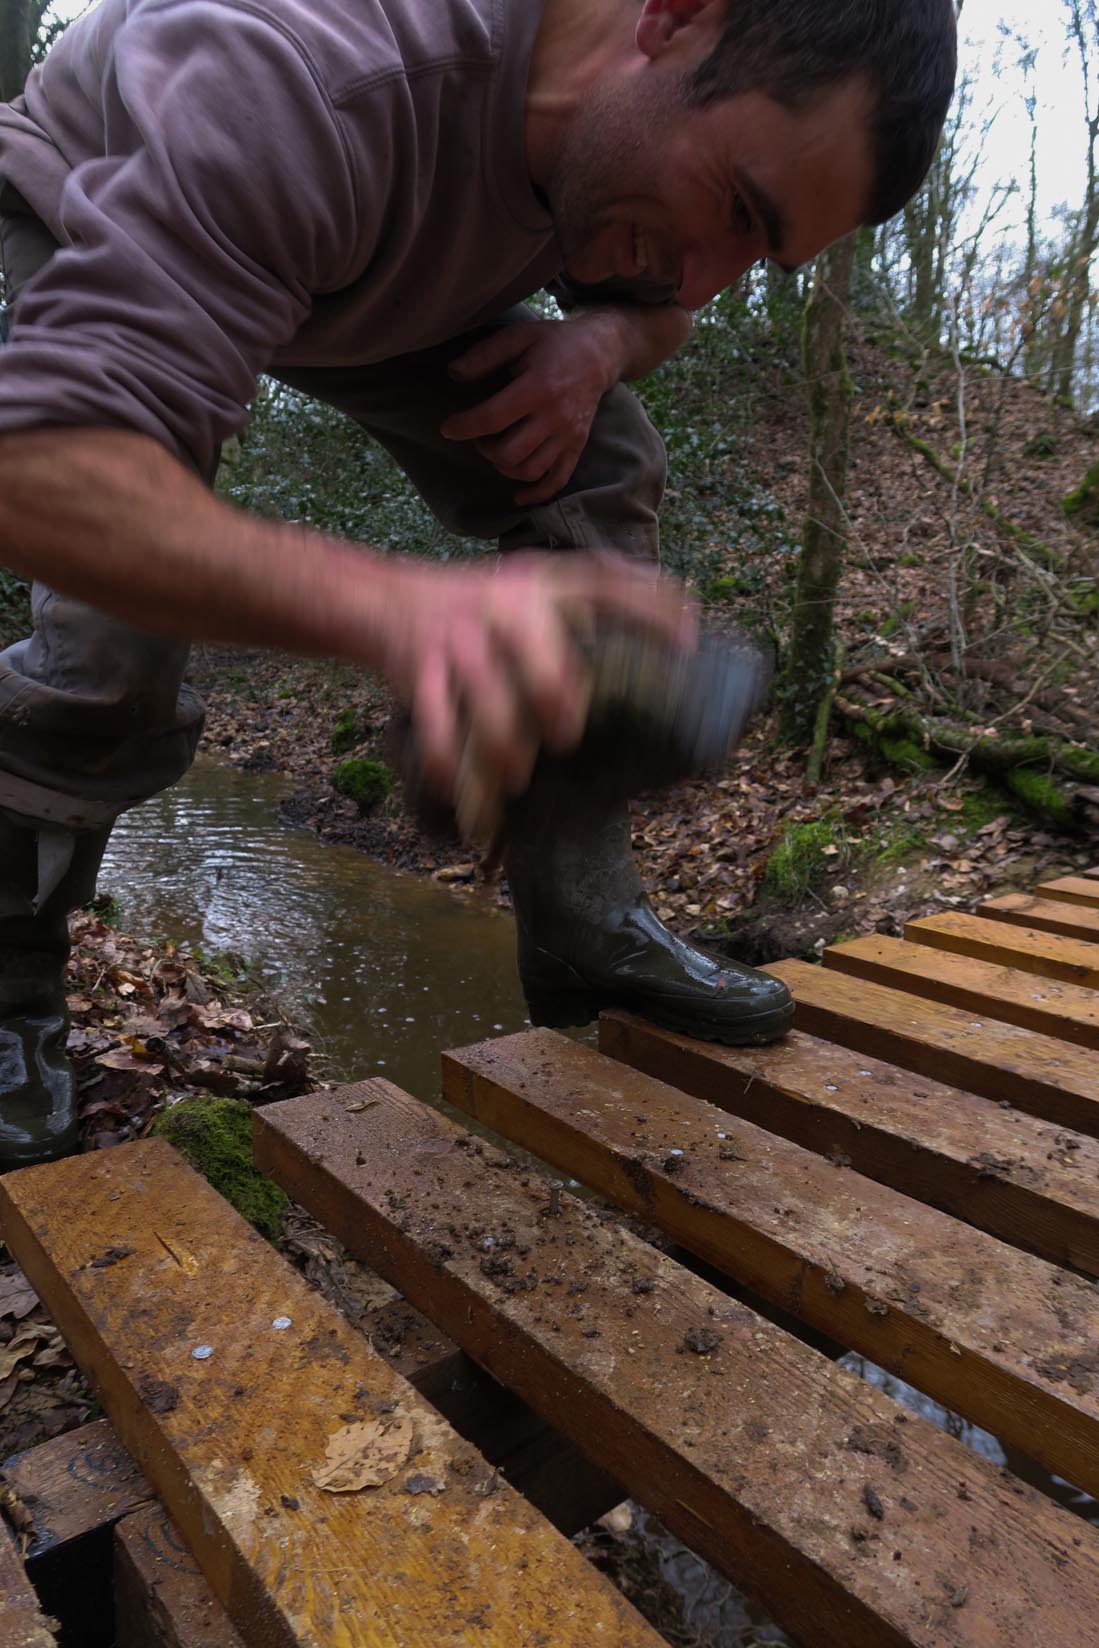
[{"x1": 636, "y1": 0, "x2": 715, "y2": 61}]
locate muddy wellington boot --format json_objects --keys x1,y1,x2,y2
[
  {"x1": 0, "y1": 817, "x2": 111, "y2": 1170},
  {"x1": 505, "y1": 807, "x2": 795, "y2": 1044}
]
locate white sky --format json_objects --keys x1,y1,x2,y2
[{"x1": 958, "y1": 0, "x2": 1090, "y2": 232}]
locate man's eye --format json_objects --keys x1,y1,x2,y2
[{"x1": 730, "y1": 190, "x2": 753, "y2": 236}]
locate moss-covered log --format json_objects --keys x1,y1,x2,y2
[{"x1": 834, "y1": 692, "x2": 1099, "y2": 830}]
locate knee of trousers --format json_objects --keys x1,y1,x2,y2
[
  {"x1": 500, "y1": 383, "x2": 667, "y2": 564},
  {"x1": 0, "y1": 590, "x2": 204, "y2": 816}
]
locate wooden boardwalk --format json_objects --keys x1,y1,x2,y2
[{"x1": 2, "y1": 868, "x2": 1098, "y2": 1646}]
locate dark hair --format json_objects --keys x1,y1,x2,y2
[{"x1": 683, "y1": 1, "x2": 958, "y2": 225}]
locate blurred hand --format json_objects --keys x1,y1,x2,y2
[
  {"x1": 441, "y1": 318, "x2": 618, "y2": 507},
  {"x1": 377, "y1": 551, "x2": 696, "y2": 837}
]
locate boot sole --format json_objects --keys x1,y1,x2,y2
[{"x1": 524, "y1": 986, "x2": 795, "y2": 1047}]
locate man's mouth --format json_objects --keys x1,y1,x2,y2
[{"x1": 632, "y1": 225, "x2": 650, "y2": 276}]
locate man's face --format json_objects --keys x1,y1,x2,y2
[{"x1": 544, "y1": 67, "x2": 875, "y2": 310}]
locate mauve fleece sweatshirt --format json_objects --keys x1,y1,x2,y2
[{"x1": 0, "y1": 0, "x2": 565, "y2": 474}]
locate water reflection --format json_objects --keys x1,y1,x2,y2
[{"x1": 100, "y1": 757, "x2": 530, "y2": 1101}]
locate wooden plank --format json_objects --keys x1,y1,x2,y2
[
  {"x1": 1, "y1": 1418, "x2": 154, "y2": 1563},
  {"x1": 255, "y1": 1081, "x2": 1099, "y2": 1648},
  {"x1": 978, "y1": 893, "x2": 1099, "y2": 943},
  {"x1": 904, "y1": 911, "x2": 1099, "y2": 988},
  {"x1": 1037, "y1": 876, "x2": 1099, "y2": 911},
  {"x1": 823, "y1": 934, "x2": 1099, "y2": 1051},
  {"x1": 114, "y1": 1505, "x2": 243, "y2": 1648},
  {"x1": 0, "y1": 1518, "x2": 56, "y2": 1647},
  {"x1": 598, "y1": 1010, "x2": 1099, "y2": 1276},
  {"x1": 0, "y1": 1142, "x2": 659, "y2": 1648},
  {"x1": 442, "y1": 1029, "x2": 1099, "y2": 1498},
  {"x1": 766, "y1": 959, "x2": 1099, "y2": 1137}
]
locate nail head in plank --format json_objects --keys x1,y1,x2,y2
[
  {"x1": 0, "y1": 1140, "x2": 661, "y2": 1648},
  {"x1": 824, "y1": 934, "x2": 1099, "y2": 1052},
  {"x1": 114, "y1": 1504, "x2": 243, "y2": 1648},
  {"x1": 766, "y1": 959, "x2": 1099, "y2": 1137},
  {"x1": 2, "y1": 1418, "x2": 155, "y2": 1563},
  {"x1": 598, "y1": 1010, "x2": 1099, "y2": 1276},
  {"x1": 904, "y1": 912, "x2": 1099, "y2": 989},
  {"x1": 442, "y1": 1028, "x2": 1099, "y2": 1499},
  {"x1": 0, "y1": 1517, "x2": 56, "y2": 1647},
  {"x1": 256, "y1": 1082, "x2": 1099, "y2": 1648},
  {"x1": 979, "y1": 894, "x2": 1099, "y2": 944}
]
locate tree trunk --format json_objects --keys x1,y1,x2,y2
[
  {"x1": 780, "y1": 234, "x2": 856, "y2": 747},
  {"x1": 0, "y1": 0, "x2": 32, "y2": 101}
]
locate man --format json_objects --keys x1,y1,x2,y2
[{"x1": 0, "y1": 0, "x2": 957, "y2": 1168}]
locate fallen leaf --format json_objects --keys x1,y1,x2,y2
[
  {"x1": 312, "y1": 1412, "x2": 414, "y2": 1494},
  {"x1": 95, "y1": 1048, "x2": 165, "y2": 1075},
  {"x1": 0, "y1": 1270, "x2": 39, "y2": 1322}
]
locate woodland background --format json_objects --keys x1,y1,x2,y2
[{"x1": 0, "y1": 0, "x2": 1097, "y2": 917}]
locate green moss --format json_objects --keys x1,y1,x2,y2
[
  {"x1": 1022, "y1": 431, "x2": 1058, "y2": 460},
  {"x1": 1063, "y1": 465, "x2": 1099, "y2": 529},
  {"x1": 330, "y1": 707, "x2": 364, "y2": 756},
  {"x1": 333, "y1": 757, "x2": 394, "y2": 813},
  {"x1": 880, "y1": 735, "x2": 938, "y2": 773},
  {"x1": 762, "y1": 816, "x2": 846, "y2": 905},
  {"x1": 152, "y1": 1098, "x2": 287, "y2": 1241},
  {"x1": 1003, "y1": 768, "x2": 1080, "y2": 832}
]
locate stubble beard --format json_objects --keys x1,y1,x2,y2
[{"x1": 544, "y1": 77, "x2": 678, "y2": 280}]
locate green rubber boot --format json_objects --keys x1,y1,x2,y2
[
  {"x1": 0, "y1": 818, "x2": 111, "y2": 1170},
  {"x1": 505, "y1": 807, "x2": 794, "y2": 1046}
]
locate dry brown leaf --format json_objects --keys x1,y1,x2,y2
[
  {"x1": 0, "y1": 1269, "x2": 38, "y2": 1322},
  {"x1": 312, "y1": 1412, "x2": 414, "y2": 1494},
  {"x1": 0, "y1": 1322, "x2": 53, "y2": 1379},
  {"x1": 95, "y1": 1047, "x2": 165, "y2": 1075}
]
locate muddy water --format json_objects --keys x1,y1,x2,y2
[{"x1": 99, "y1": 756, "x2": 530, "y2": 1100}]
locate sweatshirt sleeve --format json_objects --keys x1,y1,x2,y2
[{"x1": 0, "y1": 0, "x2": 360, "y2": 475}]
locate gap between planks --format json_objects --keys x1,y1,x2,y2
[
  {"x1": 1037, "y1": 876, "x2": 1099, "y2": 910},
  {"x1": 765, "y1": 958, "x2": 1099, "y2": 1137},
  {"x1": 904, "y1": 912, "x2": 1099, "y2": 989},
  {"x1": 823, "y1": 933, "x2": 1099, "y2": 1052},
  {"x1": 979, "y1": 894, "x2": 1099, "y2": 944},
  {"x1": 256, "y1": 1079, "x2": 1099, "y2": 1648},
  {"x1": 596, "y1": 1009, "x2": 1099, "y2": 1277},
  {"x1": 441, "y1": 1028, "x2": 1099, "y2": 1500},
  {"x1": 0, "y1": 1141, "x2": 661, "y2": 1648}
]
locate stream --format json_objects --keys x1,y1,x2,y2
[
  {"x1": 99, "y1": 755, "x2": 530, "y2": 1101},
  {"x1": 98, "y1": 755, "x2": 1096, "y2": 1646}
]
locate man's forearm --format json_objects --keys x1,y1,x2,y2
[
  {"x1": 566, "y1": 302, "x2": 693, "y2": 384},
  {"x1": 0, "y1": 426, "x2": 398, "y2": 666}
]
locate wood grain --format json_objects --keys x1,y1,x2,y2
[
  {"x1": 978, "y1": 893, "x2": 1099, "y2": 943},
  {"x1": 442, "y1": 1028, "x2": 1099, "y2": 1498},
  {"x1": 1, "y1": 1418, "x2": 154, "y2": 1563},
  {"x1": 597, "y1": 1010, "x2": 1099, "y2": 1275},
  {"x1": 823, "y1": 933, "x2": 1099, "y2": 1051},
  {"x1": 904, "y1": 912, "x2": 1099, "y2": 988},
  {"x1": 114, "y1": 1505, "x2": 243, "y2": 1648},
  {"x1": 1035, "y1": 876, "x2": 1099, "y2": 911},
  {"x1": 766, "y1": 959, "x2": 1099, "y2": 1136},
  {"x1": 0, "y1": 1140, "x2": 659, "y2": 1648},
  {"x1": 256, "y1": 1081, "x2": 1099, "y2": 1648},
  {"x1": 0, "y1": 1517, "x2": 56, "y2": 1647}
]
